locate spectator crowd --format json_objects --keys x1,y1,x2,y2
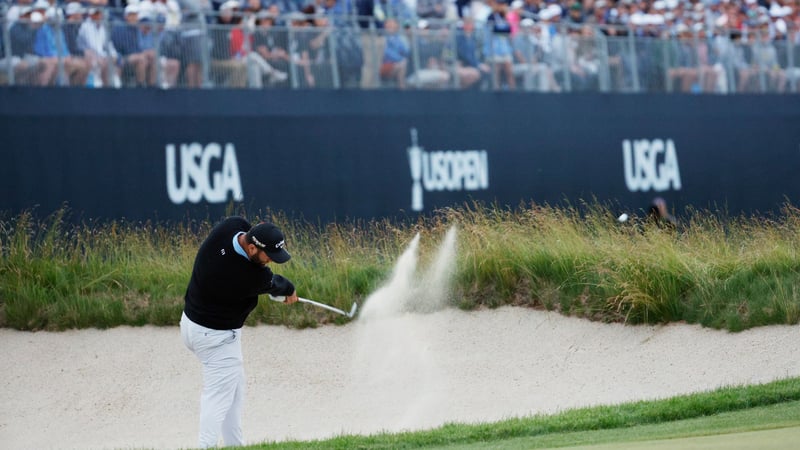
[{"x1": 1, "y1": 0, "x2": 798, "y2": 92}]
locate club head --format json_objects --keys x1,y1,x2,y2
[{"x1": 348, "y1": 302, "x2": 358, "y2": 318}]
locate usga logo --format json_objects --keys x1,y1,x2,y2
[
  {"x1": 407, "y1": 128, "x2": 489, "y2": 211},
  {"x1": 622, "y1": 139, "x2": 682, "y2": 192},
  {"x1": 166, "y1": 142, "x2": 244, "y2": 204}
]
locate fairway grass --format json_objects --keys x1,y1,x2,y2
[
  {"x1": 434, "y1": 401, "x2": 800, "y2": 450},
  {"x1": 243, "y1": 379, "x2": 800, "y2": 450}
]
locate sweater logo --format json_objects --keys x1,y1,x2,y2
[{"x1": 166, "y1": 142, "x2": 244, "y2": 204}]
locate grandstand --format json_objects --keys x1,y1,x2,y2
[{"x1": 1, "y1": 0, "x2": 798, "y2": 92}]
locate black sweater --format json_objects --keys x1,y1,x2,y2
[{"x1": 183, "y1": 217, "x2": 295, "y2": 330}]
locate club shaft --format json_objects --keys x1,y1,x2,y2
[
  {"x1": 298, "y1": 297, "x2": 349, "y2": 316},
  {"x1": 270, "y1": 295, "x2": 351, "y2": 317}
]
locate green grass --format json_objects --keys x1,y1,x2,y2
[
  {"x1": 2, "y1": 202, "x2": 800, "y2": 330},
  {"x1": 230, "y1": 377, "x2": 800, "y2": 449}
]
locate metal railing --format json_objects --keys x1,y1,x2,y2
[{"x1": 2, "y1": 9, "x2": 798, "y2": 93}]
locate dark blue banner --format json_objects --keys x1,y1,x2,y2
[{"x1": 1, "y1": 88, "x2": 799, "y2": 223}]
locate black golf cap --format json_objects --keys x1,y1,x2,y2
[{"x1": 246, "y1": 222, "x2": 291, "y2": 263}]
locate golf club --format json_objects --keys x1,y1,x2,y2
[{"x1": 269, "y1": 295, "x2": 358, "y2": 318}]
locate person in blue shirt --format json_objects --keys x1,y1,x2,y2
[
  {"x1": 379, "y1": 17, "x2": 409, "y2": 88},
  {"x1": 33, "y1": 11, "x2": 90, "y2": 85},
  {"x1": 111, "y1": 4, "x2": 153, "y2": 87}
]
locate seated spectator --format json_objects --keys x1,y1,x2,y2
[
  {"x1": 10, "y1": 8, "x2": 55, "y2": 85},
  {"x1": 112, "y1": 4, "x2": 154, "y2": 87},
  {"x1": 78, "y1": 6, "x2": 121, "y2": 87},
  {"x1": 63, "y1": 2, "x2": 87, "y2": 57},
  {"x1": 512, "y1": 17, "x2": 560, "y2": 91},
  {"x1": 6, "y1": 0, "x2": 35, "y2": 23},
  {"x1": 245, "y1": 11, "x2": 288, "y2": 88},
  {"x1": 567, "y1": 24, "x2": 600, "y2": 91},
  {"x1": 747, "y1": 29, "x2": 787, "y2": 93},
  {"x1": 286, "y1": 11, "x2": 317, "y2": 88},
  {"x1": 379, "y1": 17, "x2": 409, "y2": 88},
  {"x1": 1, "y1": 7, "x2": 36, "y2": 85},
  {"x1": 253, "y1": 10, "x2": 291, "y2": 81},
  {"x1": 454, "y1": 17, "x2": 489, "y2": 89},
  {"x1": 209, "y1": 0, "x2": 248, "y2": 87},
  {"x1": 406, "y1": 19, "x2": 451, "y2": 89},
  {"x1": 33, "y1": 1, "x2": 90, "y2": 85},
  {"x1": 138, "y1": 13, "x2": 182, "y2": 88}
]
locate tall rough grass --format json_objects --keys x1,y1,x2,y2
[{"x1": 1, "y1": 203, "x2": 799, "y2": 331}]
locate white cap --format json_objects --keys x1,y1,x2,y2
[
  {"x1": 30, "y1": 11, "x2": 44, "y2": 22},
  {"x1": 220, "y1": 0, "x2": 240, "y2": 11},
  {"x1": 64, "y1": 2, "x2": 84, "y2": 15},
  {"x1": 124, "y1": 4, "x2": 139, "y2": 15}
]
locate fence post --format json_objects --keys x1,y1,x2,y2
[
  {"x1": 627, "y1": 27, "x2": 640, "y2": 92},
  {"x1": 329, "y1": 26, "x2": 340, "y2": 89}
]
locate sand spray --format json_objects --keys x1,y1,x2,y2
[{"x1": 347, "y1": 225, "x2": 458, "y2": 431}]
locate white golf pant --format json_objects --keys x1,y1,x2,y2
[{"x1": 181, "y1": 312, "x2": 245, "y2": 449}]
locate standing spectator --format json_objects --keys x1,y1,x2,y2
[
  {"x1": 176, "y1": 0, "x2": 206, "y2": 88},
  {"x1": 416, "y1": 0, "x2": 448, "y2": 20},
  {"x1": 566, "y1": 1, "x2": 584, "y2": 25},
  {"x1": 323, "y1": 0, "x2": 364, "y2": 88},
  {"x1": 379, "y1": 16, "x2": 409, "y2": 87},
  {"x1": 355, "y1": 0, "x2": 386, "y2": 88},
  {"x1": 286, "y1": 11, "x2": 317, "y2": 87},
  {"x1": 485, "y1": 0, "x2": 517, "y2": 89},
  {"x1": 305, "y1": 5, "x2": 336, "y2": 88},
  {"x1": 33, "y1": 2, "x2": 90, "y2": 85}
]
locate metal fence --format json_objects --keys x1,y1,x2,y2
[{"x1": 2, "y1": 9, "x2": 798, "y2": 93}]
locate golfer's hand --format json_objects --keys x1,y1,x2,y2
[{"x1": 284, "y1": 291, "x2": 299, "y2": 304}]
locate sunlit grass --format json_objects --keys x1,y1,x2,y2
[
  {"x1": 240, "y1": 376, "x2": 800, "y2": 449},
  {"x1": 2, "y1": 202, "x2": 799, "y2": 331}
]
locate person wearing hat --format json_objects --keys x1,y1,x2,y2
[
  {"x1": 32, "y1": 0, "x2": 90, "y2": 85},
  {"x1": 8, "y1": 6, "x2": 54, "y2": 86},
  {"x1": 111, "y1": 4, "x2": 153, "y2": 87},
  {"x1": 78, "y1": 6, "x2": 120, "y2": 87},
  {"x1": 181, "y1": 216, "x2": 298, "y2": 449},
  {"x1": 209, "y1": 0, "x2": 248, "y2": 87}
]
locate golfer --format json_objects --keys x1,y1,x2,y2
[{"x1": 180, "y1": 216, "x2": 298, "y2": 449}]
